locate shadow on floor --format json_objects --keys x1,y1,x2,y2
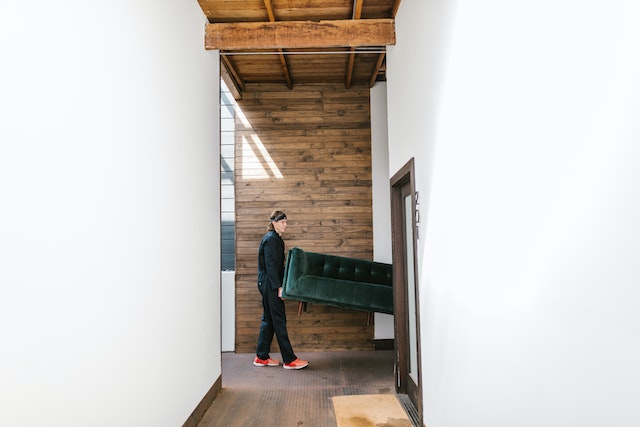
[{"x1": 197, "y1": 350, "x2": 404, "y2": 427}]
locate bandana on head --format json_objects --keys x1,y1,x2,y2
[{"x1": 271, "y1": 213, "x2": 287, "y2": 222}]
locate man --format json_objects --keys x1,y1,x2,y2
[{"x1": 254, "y1": 210, "x2": 309, "y2": 370}]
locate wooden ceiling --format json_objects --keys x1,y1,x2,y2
[{"x1": 197, "y1": 0, "x2": 401, "y2": 98}]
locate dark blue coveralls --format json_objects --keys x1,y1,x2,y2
[{"x1": 255, "y1": 230, "x2": 297, "y2": 364}]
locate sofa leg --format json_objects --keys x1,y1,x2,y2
[{"x1": 297, "y1": 301, "x2": 307, "y2": 316}]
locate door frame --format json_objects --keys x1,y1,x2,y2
[{"x1": 390, "y1": 158, "x2": 423, "y2": 425}]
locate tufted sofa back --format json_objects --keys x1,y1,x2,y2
[
  {"x1": 282, "y1": 247, "x2": 394, "y2": 314},
  {"x1": 302, "y1": 249, "x2": 392, "y2": 286}
]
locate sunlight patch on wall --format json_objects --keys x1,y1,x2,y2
[
  {"x1": 240, "y1": 134, "x2": 283, "y2": 179},
  {"x1": 237, "y1": 106, "x2": 283, "y2": 180}
]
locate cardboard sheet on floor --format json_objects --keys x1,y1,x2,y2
[{"x1": 331, "y1": 394, "x2": 412, "y2": 427}]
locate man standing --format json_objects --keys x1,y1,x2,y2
[{"x1": 254, "y1": 210, "x2": 309, "y2": 370}]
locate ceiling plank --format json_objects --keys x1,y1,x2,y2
[
  {"x1": 205, "y1": 19, "x2": 395, "y2": 50},
  {"x1": 264, "y1": 0, "x2": 293, "y2": 89}
]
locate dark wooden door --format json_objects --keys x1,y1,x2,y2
[{"x1": 391, "y1": 158, "x2": 422, "y2": 422}]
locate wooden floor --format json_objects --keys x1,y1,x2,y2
[{"x1": 197, "y1": 350, "x2": 416, "y2": 427}]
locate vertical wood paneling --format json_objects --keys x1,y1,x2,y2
[{"x1": 235, "y1": 83, "x2": 374, "y2": 353}]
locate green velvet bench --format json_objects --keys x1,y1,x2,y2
[{"x1": 281, "y1": 247, "x2": 394, "y2": 316}]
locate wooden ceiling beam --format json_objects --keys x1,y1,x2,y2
[
  {"x1": 221, "y1": 54, "x2": 245, "y2": 94},
  {"x1": 263, "y1": 0, "x2": 276, "y2": 21},
  {"x1": 369, "y1": 52, "x2": 386, "y2": 88},
  {"x1": 345, "y1": 47, "x2": 356, "y2": 89},
  {"x1": 276, "y1": 48, "x2": 293, "y2": 89},
  {"x1": 205, "y1": 19, "x2": 395, "y2": 50},
  {"x1": 364, "y1": 0, "x2": 398, "y2": 88},
  {"x1": 220, "y1": 57, "x2": 242, "y2": 100},
  {"x1": 391, "y1": 0, "x2": 402, "y2": 17},
  {"x1": 352, "y1": 0, "x2": 364, "y2": 19},
  {"x1": 364, "y1": 1, "x2": 397, "y2": 88},
  {"x1": 345, "y1": 0, "x2": 364, "y2": 89},
  {"x1": 263, "y1": 0, "x2": 293, "y2": 89}
]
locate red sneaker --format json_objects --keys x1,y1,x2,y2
[
  {"x1": 253, "y1": 357, "x2": 279, "y2": 367},
  {"x1": 283, "y1": 358, "x2": 309, "y2": 370}
]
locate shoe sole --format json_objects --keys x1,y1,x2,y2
[
  {"x1": 253, "y1": 361, "x2": 279, "y2": 367},
  {"x1": 283, "y1": 363, "x2": 308, "y2": 370}
]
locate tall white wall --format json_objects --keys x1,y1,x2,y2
[
  {"x1": 0, "y1": 2, "x2": 221, "y2": 427},
  {"x1": 370, "y1": 82, "x2": 394, "y2": 339},
  {"x1": 387, "y1": 1, "x2": 640, "y2": 426}
]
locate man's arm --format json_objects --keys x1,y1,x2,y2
[{"x1": 263, "y1": 235, "x2": 283, "y2": 290}]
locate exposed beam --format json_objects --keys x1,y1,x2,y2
[
  {"x1": 263, "y1": 0, "x2": 293, "y2": 89},
  {"x1": 391, "y1": 0, "x2": 402, "y2": 17},
  {"x1": 205, "y1": 19, "x2": 395, "y2": 50},
  {"x1": 345, "y1": 0, "x2": 364, "y2": 89},
  {"x1": 369, "y1": 52, "x2": 386, "y2": 88},
  {"x1": 345, "y1": 47, "x2": 356, "y2": 89},
  {"x1": 263, "y1": 0, "x2": 276, "y2": 21},
  {"x1": 276, "y1": 48, "x2": 293, "y2": 89},
  {"x1": 220, "y1": 58, "x2": 242, "y2": 100},
  {"x1": 221, "y1": 54, "x2": 245, "y2": 94},
  {"x1": 352, "y1": 0, "x2": 364, "y2": 19},
  {"x1": 368, "y1": 0, "x2": 398, "y2": 87}
]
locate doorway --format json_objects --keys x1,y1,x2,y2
[{"x1": 391, "y1": 158, "x2": 423, "y2": 424}]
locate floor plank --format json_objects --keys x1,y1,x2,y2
[{"x1": 198, "y1": 351, "x2": 396, "y2": 427}]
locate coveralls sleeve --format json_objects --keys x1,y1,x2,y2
[{"x1": 263, "y1": 235, "x2": 284, "y2": 290}]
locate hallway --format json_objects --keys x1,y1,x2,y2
[{"x1": 197, "y1": 350, "x2": 417, "y2": 427}]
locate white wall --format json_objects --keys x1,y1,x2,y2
[
  {"x1": 388, "y1": 1, "x2": 640, "y2": 426},
  {"x1": 0, "y1": 2, "x2": 221, "y2": 427},
  {"x1": 370, "y1": 82, "x2": 394, "y2": 339},
  {"x1": 221, "y1": 271, "x2": 236, "y2": 351}
]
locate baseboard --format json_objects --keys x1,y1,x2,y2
[
  {"x1": 182, "y1": 374, "x2": 222, "y2": 427},
  {"x1": 375, "y1": 339, "x2": 395, "y2": 350}
]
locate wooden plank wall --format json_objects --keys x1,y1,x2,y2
[{"x1": 234, "y1": 83, "x2": 375, "y2": 353}]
